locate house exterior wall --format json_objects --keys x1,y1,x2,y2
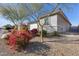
[
  {"x1": 42, "y1": 14, "x2": 71, "y2": 33},
  {"x1": 48, "y1": 15, "x2": 58, "y2": 31},
  {"x1": 57, "y1": 14, "x2": 71, "y2": 32},
  {"x1": 29, "y1": 23, "x2": 37, "y2": 30},
  {"x1": 29, "y1": 14, "x2": 71, "y2": 33},
  {"x1": 43, "y1": 15, "x2": 58, "y2": 33}
]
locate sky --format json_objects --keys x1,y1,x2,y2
[
  {"x1": 62, "y1": 4, "x2": 79, "y2": 26},
  {"x1": 0, "y1": 3, "x2": 79, "y2": 27}
]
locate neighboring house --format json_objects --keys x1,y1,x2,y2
[
  {"x1": 29, "y1": 9, "x2": 71, "y2": 33},
  {"x1": 71, "y1": 26, "x2": 79, "y2": 32}
]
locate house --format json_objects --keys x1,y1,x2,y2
[
  {"x1": 29, "y1": 9, "x2": 71, "y2": 33},
  {"x1": 71, "y1": 26, "x2": 79, "y2": 32}
]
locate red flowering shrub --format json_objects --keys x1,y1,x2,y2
[
  {"x1": 7, "y1": 29, "x2": 33, "y2": 51},
  {"x1": 30, "y1": 29, "x2": 38, "y2": 36}
]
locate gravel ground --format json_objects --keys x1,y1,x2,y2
[{"x1": 0, "y1": 33, "x2": 79, "y2": 56}]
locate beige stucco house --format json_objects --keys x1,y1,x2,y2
[{"x1": 29, "y1": 9, "x2": 71, "y2": 33}]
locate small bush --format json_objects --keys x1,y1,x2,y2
[
  {"x1": 42, "y1": 30, "x2": 47, "y2": 37},
  {"x1": 7, "y1": 29, "x2": 32, "y2": 51},
  {"x1": 30, "y1": 29, "x2": 38, "y2": 36},
  {"x1": 52, "y1": 31, "x2": 60, "y2": 36},
  {"x1": 3, "y1": 24, "x2": 13, "y2": 30}
]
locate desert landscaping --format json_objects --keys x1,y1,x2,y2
[
  {"x1": 0, "y1": 32, "x2": 79, "y2": 56},
  {"x1": 0, "y1": 3, "x2": 79, "y2": 56}
]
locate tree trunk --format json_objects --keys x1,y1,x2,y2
[
  {"x1": 17, "y1": 24, "x2": 21, "y2": 31},
  {"x1": 38, "y1": 20, "x2": 44, "y2": 43},
  {"x1": 37, "y1": 22, "x2": 39, "y2": 31},
  {"x1": 40, "y1": 25, "x2": 43, "y2": 42}
]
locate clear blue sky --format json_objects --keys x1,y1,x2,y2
[
  {"x1": 63, "y1": 4, "x2": 79, "y2": 26},
  {"x1": 0, "y1": 3, "x2": 79, "y2": 27}
]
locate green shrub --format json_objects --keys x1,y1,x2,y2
[
  {"x1": 3, "y1": 24, "x2": 13, "y2": 30},
  {"x1": 42, "y1": 30, "x2": 47, "y2": 37},
  {"x1": 52, "y1": 31, "x2": 60, "y2": 36}
]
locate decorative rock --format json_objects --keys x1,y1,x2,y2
[{"x1": 1, "y1": 33, "x2": 9, "y2": 39}]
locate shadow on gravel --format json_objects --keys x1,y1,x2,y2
[{"x1": 25, "y1": 42, "x2": 50, "y2": 56}]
